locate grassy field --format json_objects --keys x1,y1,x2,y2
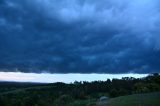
[{"x1": 105, "y1": 92, "x2": 160, "y2": 106}]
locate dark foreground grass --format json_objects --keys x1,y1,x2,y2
[{"x1": 107, "y1": 92, "x2": 160, "y2": 106}]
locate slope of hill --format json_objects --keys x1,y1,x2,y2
[{"x1": 97, "y1": 92, "x2": 160, "y2": 106}]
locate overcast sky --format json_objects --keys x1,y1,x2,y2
[
  {"x1": 0, "y1": 0, "x2": 160, "y2": 74},
  {"x1": 0, "y1": 72, "x2": 148, "y2": 83}
]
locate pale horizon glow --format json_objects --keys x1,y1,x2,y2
[{"x1": 0, "y1": 72, "x2": 148, "y2": 83}]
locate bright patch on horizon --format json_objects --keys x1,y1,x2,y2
[{"x1": 0, "y1": 72, "x2": 148, "y2": 83}]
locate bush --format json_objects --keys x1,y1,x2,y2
[{"x1": 110, "y1": 89, "x2": 118, "y2": 97}]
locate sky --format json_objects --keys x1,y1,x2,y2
[
  {"x1": 0, "y1": 0, "x2": 160, "y2": 75},
  {"x1": 0, "y1": 72, "x2": 148, "y2": 83}
]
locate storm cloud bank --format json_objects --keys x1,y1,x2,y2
[{"x1": 0, "y1": 0, "x2": 160, "y2": 73}]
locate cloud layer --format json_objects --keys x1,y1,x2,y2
[{"x1": 0, "y1": 0, "x2": 160, "y2": 73}]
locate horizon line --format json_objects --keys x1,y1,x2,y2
[{"x1": 0, "y1": 72, "x2": 148, "y2": 83}]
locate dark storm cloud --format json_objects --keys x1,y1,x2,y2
[{"x1": 0, "y1": 0, "x2": 160, "y2": 73}]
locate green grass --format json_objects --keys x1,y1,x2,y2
[
  {"x1": 68, "y1": 98, "x2": 97, "y2": 106},
  {"x1": 108, "y1": 92, "x2": 160, "y2": 106}
]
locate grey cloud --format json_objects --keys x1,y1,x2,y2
[{"x1": 0, "y1": 0, "x2": 160, "y2": 73}]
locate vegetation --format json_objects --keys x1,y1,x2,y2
[
  {"x1": 0, "y1": 73, "x2": 160, "y2": 106},
  {"x1": 108, "y1": 92, "x2": 160, "y2": 106}
]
